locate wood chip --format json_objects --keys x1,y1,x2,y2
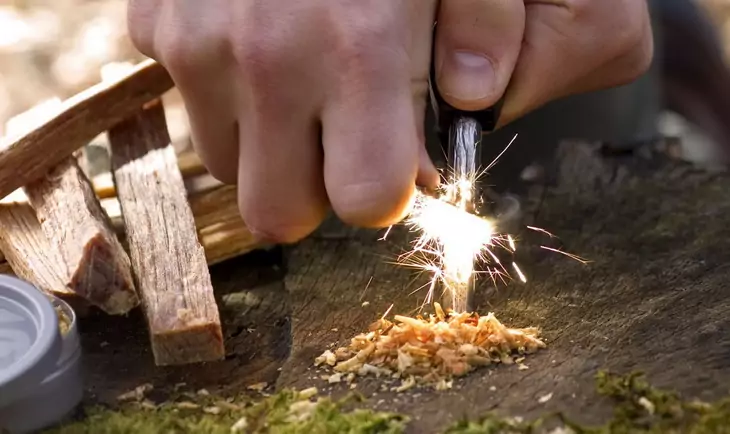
[
  {"x1": 538, "y1": 392, "x2": 553, "y2": 404},
  {"x1": 246, "y1": 382, "x2": 268, "y2": 392},
  {"x1": 117, "y1": 383, "x2": 154, "y2": 402},
  {"x1": 24, "y1": 158, "x2": 138, "y2": 315},
  {"x1": 108, "y1": 99, "x2": 223, "y2": 366},
  {"x1": 231, "y1": 417, "x2": 249, "y2": 432}
]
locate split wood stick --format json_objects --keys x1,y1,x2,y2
[
  {"x1": 0, "y1": 175, "x2": 254, "y2": 267},
  {"x1": 108, "y1": 100, "x2": 224, "y2": 366},
  {"x1": 0, "y1": 184, "x2": 260, "y2": 311},
  {"x1": 0, "y1": 197, "x2": 74, "y2": 299},
  {"x1": 91, "y1": 149, "x2": 211, "y2": 200},
  {"x1": 0, "y1": 59, "x2": 173, "y2": 200},
  {"x1": 188, "y1": 185, "x2": 262, "y2": 265},
  {"x1": 24, "y1": 158, "x2": 139, "y2": 315}
]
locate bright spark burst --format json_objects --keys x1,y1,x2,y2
[
  {"x1": 394, "y1": 177, "x2": 515, "y2": 308},
  {"x1": 378, "y1": 133, "x2": 586, "y2": 312},
  {"x1": 390, "y1": 184, "x2": 586, "y2": 309}
]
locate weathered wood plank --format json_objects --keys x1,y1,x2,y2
[
  {"x1": 24, "y1": 158, "x2": 139, "y2": 315},
  {"x1": 108, "y1": 99, "x2": 224, "y2": 366},
  {"x1": 0, "y1": 59, "x2": 173, "y2": 200}
]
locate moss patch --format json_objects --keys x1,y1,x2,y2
[
  {"x1": 44, "y1": 388, "x2": 408, "y2": 434},
  {"x1": 581, "y1": 371, "x2": 730, "y2": 433},
  {"x1": 444, "y1": 371, "x2": 730, "y2": 433},
  {"x1": 45, "y1": 372, "x2": 730, "y2": 433}
]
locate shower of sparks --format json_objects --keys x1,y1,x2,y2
[
  {"x1": 386, "y1": 186, "x2": 586, "y2": 310},
  {"x1": 377, "y1": 134, "x2": 586, "y2": 312},
  {"x1": 397, "y1": 183, "x2": 511, "y2": 308},
  {"x1": 539, "y1": 245, "x2": 590, "y2": 264},
  {"x1": 379, "y1": 134, "x2": 520, "y2": 310}
]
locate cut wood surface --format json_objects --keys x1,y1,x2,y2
[
  {"x1": 0, "y1": 59, "x2": 173, "y2": 200},
  {"x1": 24, "y1": 158, "x2": 139, "y2": 315},
  {"x1": 0, "y1": 199, "x2": 73, "y2": 298},
  {"x1": 108, "y1": 99, "x2": 224, "y2": 366}
]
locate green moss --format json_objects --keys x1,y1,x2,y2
[
  {"x1": 45, "y1": 389, "x2": 408, "y2": 434},
  {"x1": 444, "y1": 371, "x2": 730, "y2": 434},
  {"x1": 578, "y1": 371, "x2": 730, "y2": 434},
  {"x1": 46, "y1": 372, "x2": 730, "y2": 434},
  {"x1": 444, "y1": 416, "x2": 544, "y2": 434}
]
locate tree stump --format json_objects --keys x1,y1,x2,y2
[{"x1": 277, "y1": 139, "x2": 730, "y2": 432}]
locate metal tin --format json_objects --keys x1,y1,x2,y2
[{"x1": 0, "y1": 275, "x2": 83, "y2": 433}]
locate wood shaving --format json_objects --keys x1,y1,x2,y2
[
  {"x1": 538, "y1": 392, "x2": 553, "y2": 404},
  {"x1": 246, "y1": 382, "x2": 268, "y2": 392},
  {"x1": 231, "y1": 417, "x2": 249, "y2": 432},
  {"x1": 175, "y1": 401, "x2": 199, "y2": 410},
  {"x1": 55, "y1": 304, "x2": 71, "y2": 336},
  {"x1": 203, "y1": 406, "x2": 221, "y2": 415},
  {"x1": 315, "y1": 303, "x2": 546, "y2": 388},
  {"x1": 117, "y1": 383, "x2": 153, "y2": 402}
]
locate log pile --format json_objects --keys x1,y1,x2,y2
[{"x1": 0, "y1": 60, "x2": 261, "y2": 366}]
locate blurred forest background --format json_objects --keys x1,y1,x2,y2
[
  {"x1": 0, "y1": 0, "x2": 189, "y2": 146},
  {"x1": 1, "y1": 0, "x2": 730, "y2": 157}
]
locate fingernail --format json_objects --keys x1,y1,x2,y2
[{"x1": 440, "y1": 50, "x2": 495, "y2": 102}]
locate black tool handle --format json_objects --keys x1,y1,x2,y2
[{"x1": 427, "y1": 24, "x2": 504, "y2": 144}]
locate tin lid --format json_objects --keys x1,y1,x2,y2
[{"x1": 0, "y1": 275, "x2": 61, "y2": 407}]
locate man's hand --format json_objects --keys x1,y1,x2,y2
[
  {"x1": 432, "y1": 0, "x2": 654, "y2": 126},
  {"x1": 127, "y1": 0, "x2": 652, "y2": 243}
]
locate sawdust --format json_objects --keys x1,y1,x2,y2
[{"x1": 315, "y1": 303, "x2": 546, "y2": 390}]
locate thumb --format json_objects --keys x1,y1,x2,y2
[{"x1": 435, "y1": 0, "x2": 525, "y2": 111}]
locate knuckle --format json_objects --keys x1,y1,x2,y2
[
  {"x1": 622, "y1": 31, "x2": 654, "y2": 81},
  {"x1": 155, "y1": 27, "x2": 228, "y2": 72},
  {"x1": 126, "y1": 0, "x2": 157, "y2": 57},
  {"x1": 332, "y1": 13, "x2": 399, "y2": 72},
  {"x1": 332, "y1": 179, "x2": 413, "y2": 228},
  {"x1": 610, "y1": 3, "x2": 654, "y2": 82},
  {"x1": 243, "y1": 213, "x2": 317, "y2": 245},
  {"x1": 231, "y1": 33, "x2": 290, "y2": 83},
  {"x1": 201, "y1": 161, "x2": 237, "y2": 185},
  {"x1": 564, "y1": 0, "x2": 653, "y2": 86},
  {"x1": 155, "y1": 36, "x2": 192, "y2": 70},
  {"x1": 238, "y1": 192, "x2": 324, "y2": 244}
]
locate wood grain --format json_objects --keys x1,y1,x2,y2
[
  {"x1": 0, "y1": 177, "x2": 259, "y2": 270},
  {"x1": 0, "y1": 199, "x2": 73, "y2": 298},
  {"x1": 0, "y1": 59, "x2": 173, "y2": 200},
  {"x1": 91, "y1": 149, "x2": 208, "y2": 200},
  {"x1": 24, "y1": 158, "x2": 139, "y2": 315},
  {"x1": 108, "y1": 99, "x2": 224, "y2": 366},
  {"x1": 189, "y1": 185, "x2": 262, "y2": 265}
]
